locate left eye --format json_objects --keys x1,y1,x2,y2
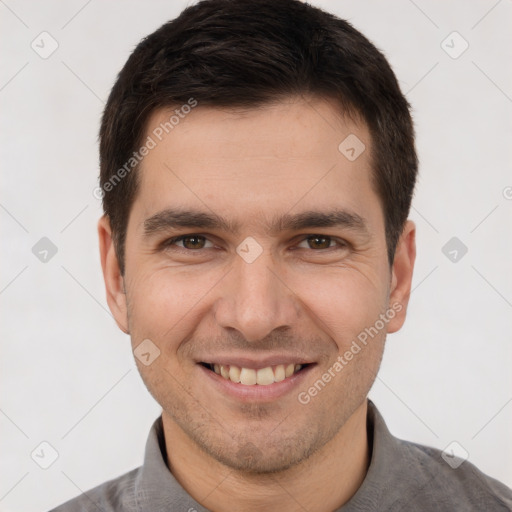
[{"x1": 296, "y1": 235, "x2": 343, "y2": 250}]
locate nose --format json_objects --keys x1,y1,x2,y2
[{"x1": 212, "y1": 246, "x2": 300, "y2": 343}]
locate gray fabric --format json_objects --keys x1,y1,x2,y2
[{"x1": 50, "y1": 400, "x2": 512, "y2": 511}]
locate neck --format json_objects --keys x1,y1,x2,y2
[{"x1": 162, "y1": 400, "x2": 370, "y2": 512}]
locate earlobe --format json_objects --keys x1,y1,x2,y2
[
  {"x1": 387, "y1": 220, "x2": 416, "y2": 334},
  {"x1": 98, "y1": 216, "x2": 130, "y2": 334}
]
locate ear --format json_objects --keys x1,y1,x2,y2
[
  {"x1": 387, "y1": 220, "x2": 416, "y2": 334},
  {"x1": 98, "y1": 215, "x2": 129, "y2": 334}
]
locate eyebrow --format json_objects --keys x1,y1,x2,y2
[{"x1": 143, "y1": 207, "x2": 370, "y2": 238}]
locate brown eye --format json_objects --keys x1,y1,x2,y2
[
  {"x1": 164, "y1": 235, "x2": 214, "y2": 250},
  {"x1": 294, "y1": 235, "x2": 348, "y2": 252},
  {"x1": 180, "y1": 235, "x2": 207, "y2": 249},
  {"x1": 305, "y1": 235, "x2": 333, "y2": 250}
]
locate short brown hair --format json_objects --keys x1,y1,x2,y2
[{"x1": 99, "y1": 0, "x2": 418, "y2": 274}]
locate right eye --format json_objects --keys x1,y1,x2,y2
[{"x1": 162, "y1": 234, "x2": 215, "y2": 251}]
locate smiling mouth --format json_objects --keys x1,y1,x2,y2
[{"x1": 200, "y1": 362, "x2": 311, "y2": 386}]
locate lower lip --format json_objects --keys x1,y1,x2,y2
[{"x1": 198, "y1": 364, "x2": 315, "y2": 402}]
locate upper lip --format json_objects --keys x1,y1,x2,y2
[{"x1": 197, "y1": 354, "x2": 315, "y2": 369}]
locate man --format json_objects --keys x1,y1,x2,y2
[{"x1": 52, "y1": 0, "x2": 512, "y2": 510}]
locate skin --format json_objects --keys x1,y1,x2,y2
[{"x1": 99, "y1": 96, "x2": 416, "y2": 512}]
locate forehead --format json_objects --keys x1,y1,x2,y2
[
  {"x1": 132, "y1": 97, "x2": 381, "y2": 233},
  {"x1": 143, "y1": 96, "x2": 370, "y2": 165}
]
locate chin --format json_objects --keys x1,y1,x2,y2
[{"x1": 198, "y1": 427, "x2": 324, "y2": 475}]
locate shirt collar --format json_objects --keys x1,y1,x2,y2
[
  {"x1": 338, "y1": 399, "x2": 415, "y2": 511},
  {"x1": 133, "y1": 415, "x2": 210, "y2": 511}
]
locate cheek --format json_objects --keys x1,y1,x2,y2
[
  {"x1": 294, "y1": 268, "x2": 387, "y2": 349},
  {"x1": 125, "y1": 266, "x2": 220, "y2": 346}
]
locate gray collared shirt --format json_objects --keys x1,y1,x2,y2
[{"x1": 51, "y1": 400, "x2": 512, "y2": 511}]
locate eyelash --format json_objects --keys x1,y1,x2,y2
[{"x1": 161, "y1": 234, "x2": 348, "y2": 253}]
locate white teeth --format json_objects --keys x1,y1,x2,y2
[
  {"x1": 229, "y1": 365, "x2": 241, "y2": 383},
  {"x1": 240, "y1": 368, "x2": 257, "y2": 385},
  {"x1": 207, "y1": 363, "x2": 305, "y2": 385},
  {"x1": 256, "y1": 367, "x2": 274, "y2": 385},
  {"x1": 274, "y1": 365, "x2": 286, "y2": 382}
]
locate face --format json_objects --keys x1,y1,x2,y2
[{"x1": 100, "y1": 96, "x2": 415, "y2": 473}]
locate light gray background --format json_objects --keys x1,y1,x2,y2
[{"x1": 1, "y1": 0, "x2": 511, "y2": 510}]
